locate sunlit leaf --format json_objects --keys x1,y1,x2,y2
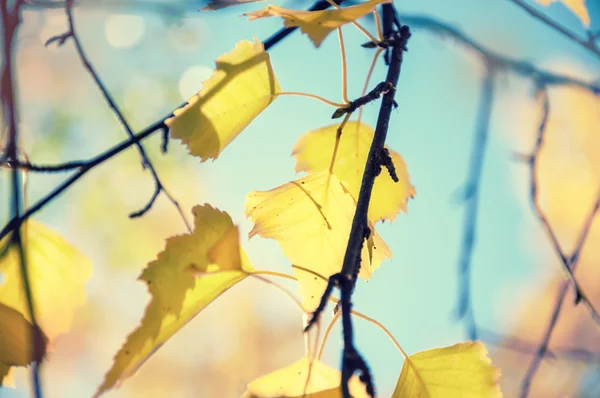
[
  {"x1": 165, "y1": 38, "x2": 281, "y2": 161},
  {"x1": 0, "y1": 303, "x2": 48, "y2": 368},
  {"x1": 0, "y1": 363, "x2": 12, "y2": 388},
  {"x1": 201, "y1": 0, "x2": 264, "y2": 10},
  {"x1": 392, "y1": 342, "x2": 502, "y2": 398},
  {"x1": 244, "y1": 0, "x2": 391, "y2": 48},
  {"x1": 95, "y1": 205, "x2": 254, "y2": 397},
  {"x1": 243, "y1": 357, "x2": 369, "y2": 397},
  {"x1": 293, "y1": 121, "x2": 415, "y2": 223},
  {"x1": 0, "y1": 221, "x2": 92, "y2": 341},
  {"x1": 245, "y1": 171, "x2": 390, "y2": 311},
  {"x1": 535, "y1": 0, "x2": 590, "y2": 26}
]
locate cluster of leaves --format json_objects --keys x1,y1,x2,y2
[{"x1": 0, "y1": 0, "x2": 512, "y2": 397}]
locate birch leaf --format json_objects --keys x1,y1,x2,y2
[
  {"x1": 535, "y1": 0, "x2": 590, "y2": 26},
  {"x1": 244, "y1": 0, "x2": 391, "y2": 47},
  {"x1": 96, "y1": 205, "x2": 254, "y2": 397},
  {"x1": 243, "y1": 357, "x2": 369, "y2": 397},
  {"x1": 392, "y1": 342, "x2": 502, "y2": 398},
  {"x1": 0, "y1": 221, "x2": 92, "y2": 341},
  {"x1": 245, "y1": 171, "x2": 390, "y2": 311},
  {"x1": 293, "y1": 121, "x2": 415, "y2": 223},
  {"x1": 165, "y1": 38, "x2": 281, "y2": 161}
]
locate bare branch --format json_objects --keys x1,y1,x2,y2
[
  {"x1": 48, "y1": 0, "x2": 191, "y2": 229},
  {"x1": 455, "y1": 66, "x2": 496, "y2": 340},
  {"x1": 507, "y1": 0, "x2": 600, "y2": 60}
]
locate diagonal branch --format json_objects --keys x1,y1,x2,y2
[
  {"x1": 47, "y1": 0, "x2": 190, "y2": 230},
  {"x1": 304, "y1": 4, "x2": 410, "y2": 397},
  {"x1": 1, "y1": 0, "x2": 43, "y2": 397},
  {"x1": 507, "y1": 0, "x2": 600, "y2": 60},
  {"x1": 455, "y1": 66, "x2": 496, "y2": 341}
]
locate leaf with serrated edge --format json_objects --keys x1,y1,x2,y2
[
  {"x1": 165, "y1": 38, "x2": 281, "y2": 161},
  {"x1": 293, "y1": 121, "x2": 415, "y2": 223},
  {"x1": 243, "y1": 357, "x2": 369, "y2": 397},
  {"x1": 95, "y1": 205, "x2": 254, "y2": 397},
  {"x1": 245, "y1": 171, "x2": 390, "y2": 311},
  {"x1": 392, "y1": 342, "x2": 502, "y2": 398},
  {"x1": 535, "y1": 0, "x2": 589, "y2": 26},
  {"x1": 244, "y1": 0, "x2": 391, "y2": 48}
]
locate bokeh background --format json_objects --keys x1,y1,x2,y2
[{"x1": 1, "y1": 0, "x2": 600, "y2": 396}]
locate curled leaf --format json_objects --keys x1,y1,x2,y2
[
  {"x1": 244, "y1": 0, "x2": 391, "y2": 48},
  {"x1": 166, "y1": 38, "x2": 281, "y2": 161}
]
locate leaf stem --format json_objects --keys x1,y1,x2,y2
[
  {"x1": 338, "y1": 27, "x2": 349, "y2": 104},
  {"x1": 323, "y1": 0, "x2": 379, "y2": 44},
  {"x1": 277, "y1": 92, "x2": 347, "y2": 108},
  {"x1": 317, "y1": 310, "x2": 341, "y2": 359}
]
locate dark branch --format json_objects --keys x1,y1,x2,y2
[
  {"x1": 305, "y1": 5, "x2": 410, "y2": 397},
  {"x1": 48, "y1": 0, "x2": 191, "y2": 229},
  {"x1": 331, "y1": 81, "x2": 396, "y2": 119},
  {"x1": 455, "y1": 67, "x2": 495, "y2": 341},
  {"x1": 1, "y1": 0, "x2": 43, "y2": 397}
]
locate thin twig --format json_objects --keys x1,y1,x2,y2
[
  {"x1": 53, "y1": 0, "x2": 190, "y2": 230},
  {"x1": 520, "y1": 89, "x2": 600, "y2": 397},
  {"x1": 507, "y1": 0, "x2": 600, "y2": 60},
  {"x1": 0, "y1": 120, "x2": 167, "y2": 243},
  {"x1": 1, "y1": 0, "x2": 43, "y2": 397},
  {"x1": 455, "y1": 67, "x2": 495, "y2": 340},
  {"x1": 305, "y1": 5, "x2": 410, "y2": 397}
]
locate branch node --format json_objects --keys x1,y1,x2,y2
[
  {"x1": 332, "y1": 81, "x2": 395, "y2": 119},
  {"x1": 44, "y1": 31, "x2": 73, "y2": 47},
  {"x1": 375, "y1": 147, "x2": 398, "y2": 182}
]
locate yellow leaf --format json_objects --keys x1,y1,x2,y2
[
  {"x1": 243, "y1": 357, "x2": 369, "y2": 397},
  {"x1": 0, "y1": 303, "x2": 48, "y2": 367},
  {"x1": 95, "y1": 205, "x2": 254, "y2": 397},
  {"x1": 535, "y1": 0, "x2": 590, "y2": 26},
  {"x1": 245, "y1": 171, "x2": 390, "y2": 311},
  {"x1": 165, "y1": 38, "x2": 281, "y2": 161},
  {"x1": 0, "y1": 363, "x2": 13, "y2": 388},
  {"x1": 244, "y1": 0, "x2": 391, "y2": 48},
  {"x1": 392, "y1": 342, "x2": 502, "y2": 398},
  {"x1": 293, "y1": 121, "x2": 415, "y2": 223},
  {"x1": 0, "y1": 221, "x2": 92, "y2": 341}
]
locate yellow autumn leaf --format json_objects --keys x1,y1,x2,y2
[
  {"x1": 392, "y1": 342, "x2": 502, "y2": 398},
  {"x1": 243, "y1": 357, "x2": 369, "y2": 397},
  {"x1": 293, "y1": 121, "x2": 415, "y2": 223},
  {"x1": 244, "y1": 0, "x2": 391, "y2": 48},
  {"x1": 535, "y1": 0, "x2": 590, "y2": 26},
  {"x1": 0, "y1": 363, "x2": 12, "y2": 388},
  {"x1": 0, "y1": 303, "x2": 48, "y2": 368},
  {"x1": 165, "y1": 38, "x2": 281, "y2": 161},
  {"x1": 0, "y1": 221, "x2": 92, "y2": 341},
  {"x1": 245, "y1": 171, "x2": 390, "y2": 311},
  {"x1": 95, "y1": 204, "x2": 254, "y2": 397}
]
